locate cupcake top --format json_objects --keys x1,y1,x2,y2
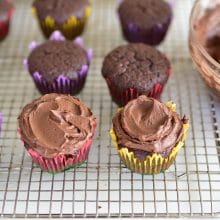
[
  {"x1": 28, "y1": 40, "x2": 89, "y2": 82},
  {"x1": 113, "y1": 95, "x2": 186, "y2": 154},
  {"x1": 102, "y1": 43, "x2": 170, "y2": 92},
  {"x1": 118, "y1": 0, "x2": 172, "y2": 30},
  {"x1": 32, "y1": 0, "x2": 90, "y2": 24},
  {"x1": 18, "y1": 93, "x2": 96, "y2": 158},
  {"x1": 0, "y1": 0, "x2": 13, "y2": 20}
]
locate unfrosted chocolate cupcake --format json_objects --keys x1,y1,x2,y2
[
  {"x1": 24, "y1": 31, "x2": 92, "y2": 95},
  {"x1": 110, "y1": 95, "x2": 189, "y2": 174},
  {"x1": 18, "y1": 93, "x2": 96, "y2": 173},
  {"x1": 102, "y1": 43, "x2": 171, "y2": 106},
  {"x1": 32, "y1": 0, "x2": 91, "y2": 39},
  {"x1": 118, "y1": 0, "x2": 172, "y2": 45},
  {"x1": 0, "y1": 0, "x2": 14, "y2": 41}
]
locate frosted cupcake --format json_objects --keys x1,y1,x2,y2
[
  {"x1": 18, "y1": 93, "x2": 97, "y2": 173},
  {"x1": 32, "y1": 0, "x2": 91, "y2": 39},
  {"x1": 110, "y1": 95, "x2": 189, "y2": 174},
  {"x1": 24, "y1": 31, "x2": 93, "y2": 95}
]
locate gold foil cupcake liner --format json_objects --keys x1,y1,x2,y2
[
  {"x1": 32, "y1": 6, "x2": 91, "y2": 39},
  {"x1": 110, "y1": 102, "x2": 189, "y2": 174}
]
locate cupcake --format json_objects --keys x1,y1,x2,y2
[
  {"x1": 23, "y1": 31, "x2": 93, "y2": 95},
  {"x1": 32, "y1": 0, "x2": 91, "y2": 40},
  {"x1": 0, "y1": 0, "x2": 14, "y2": 41},
  {"x1": 110, "y1": 95, "x2": 189, "y2": 174},
  {"x1": 118, "y1": 0, "x2": 172, "y2": 45},
  {"x1": 102, "y1": 43, "x2": 172, "y2": 106},
  {"x1": 18, "y1": 93, "x2": 97, "y2": 173}
]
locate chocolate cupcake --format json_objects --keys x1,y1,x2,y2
[
  {"x1": 24, "y1": 31, "x2": 93, "y2": 95},
  {"x1": 32, "y1": 0, "x2": 91, "y2": 39},
  {"x1": 18, "y1": 93, "x2": 96, "y2": 173},
  {"x1": 110, "y1": 95, "x2": 189, "y2": 174},
  {"x1": 102, "y1": 43, "x2": 171, "y2": 106},
  {"x1": 0, "y1": 0, "x2": 14, "y2": 41},
  {"x1": 118, "y1": 0, "x2": 172, "y2": 45}
]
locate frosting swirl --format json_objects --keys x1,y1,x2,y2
[
  {"x1": 18, "y1": 93, "x2": 96, "y2": 158},
  {"x1": 112, "y1": 95, "x2": 185, "y2": 154}
]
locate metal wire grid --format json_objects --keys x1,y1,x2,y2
[{"x1": 0, "y1": 0, "x2": 219, "y2": 218}]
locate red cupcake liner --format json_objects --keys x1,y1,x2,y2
[
  {"x1": 0, "y1": 19, "x2": 10, "y2": 40},
  {"x1": 0, "y1": 2, "x2": 14, "y2": 41},
  {"x1": 106, "y1": 64, "x2": 172, "y2": 106},
  {"x1": 24, "y1": 139, "x2": 93, "y2": 173},
  {"x1": 106, "y1": 79, "x2": 164, "y2": 106}
]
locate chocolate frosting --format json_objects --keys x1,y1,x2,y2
[
  {"x1": 28, "y1": 40, "x2": 89, "y2": 82},
  {"x1": 118, "y1": 0, "x2": 172, "y2": 29},
  {"x1": 113, "y1": 96, "x2": 184, "y2": 154},
  {"x1": 33, "y1": 0, "x2": 90, "y2": 24},
  {"x1": 194, "y1": 6, "x2": 220, "y2": 63},
  {"x1": 18, "y1": 93, "x2": 96, "y2": 158},
  {"x1": 102, "y1": 43, "x2": 170, "y2": 93}
]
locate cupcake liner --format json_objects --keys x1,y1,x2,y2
[
  {"x1": 106, "y1": 79, "x2": 165, "y2": 106},
  {"x1": 110, "y1": 102, "x2": 189, "y2": 174},
  {"x1": 24, "y1": 31, "x2": 92, "y2": 95},
  {"x1": 18, "y1": 120, "x2": 96, "y2": 174},
  {"x1": 25, "y1": 138, "x2": 92, "y2": 173},
  {"x1": 0, "y1": 2, "x2": 14, "y2": 41},
  {"x1": 0, "y1": 19, "x2": 9, "y2": 40},
  {"x1": 18, "y1": 121, "x2": 96, "y2": 173},
  {"x1": 121, "y1": 17, "x2": 172, "y2": 46},
  {"x1": 31, "y1": 66, "x2": 89, "y2": 95},
  {"x1": 33, "y1": 6, "x2": 91, "y2": 39}
]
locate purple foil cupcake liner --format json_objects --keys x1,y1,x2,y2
[
  {"x1": 121, "y1": 17, "x2": 172, "y2": 46},
  {"x1": 24, "y1": 31, "x2": 93, "y2": 95},
  {"x1": 32, "y1": 66, "x2": 89, "y2": 95}
]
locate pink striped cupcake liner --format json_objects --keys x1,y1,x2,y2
[
  {"x1": 24, "y1": 139, "x2": 92, "y2": 173},
  {"x1": 18, "y1": 122, "x2": 96, "y2": 173}
]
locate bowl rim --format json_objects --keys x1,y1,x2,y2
[{"x1": 189, "y1": 0, "x2": 220, "y2": 72}]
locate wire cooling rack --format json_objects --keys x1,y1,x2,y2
[{"x1": 0, "y1": 0, "x2": 220, "y2": 218}]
